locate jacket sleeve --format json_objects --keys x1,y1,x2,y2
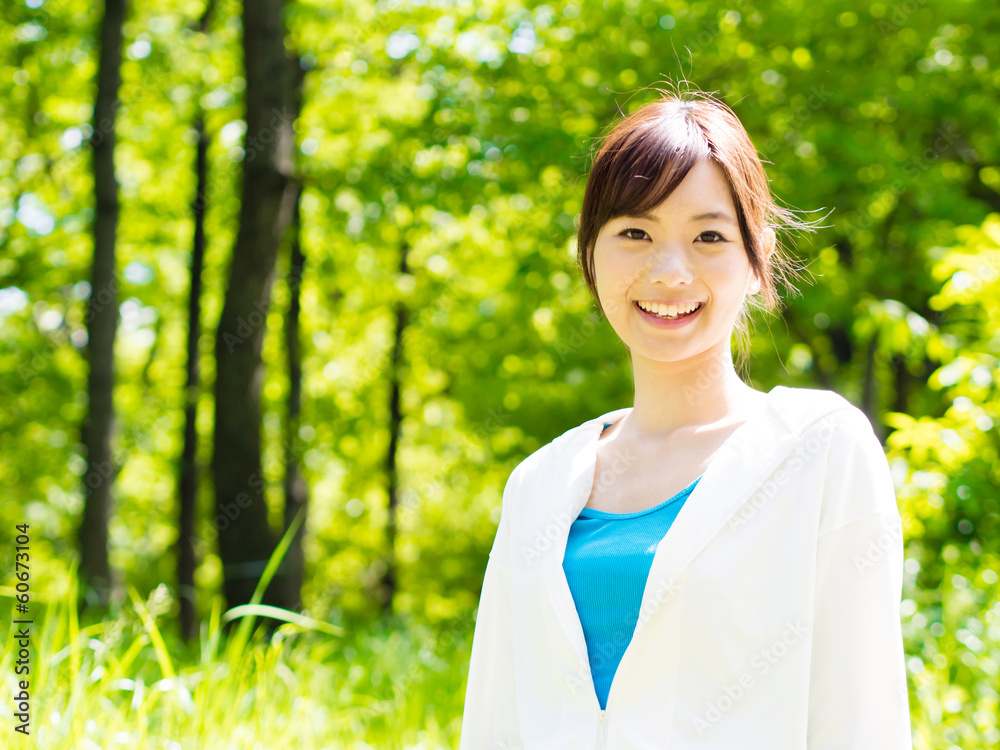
[
  {"x1": 807, "y1": 409, "x2": 913, "y2": 749},
  {"x1": 458, "y1": 466, "x2": 525, "y2": 750}
]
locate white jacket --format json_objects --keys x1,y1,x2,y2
[{"x1": 459, "y1": 385, "x2": 912, "y2": 750}]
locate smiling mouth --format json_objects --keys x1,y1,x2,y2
[{"x1": 633, "y1": 300, "x2": 704, "y2": 320}]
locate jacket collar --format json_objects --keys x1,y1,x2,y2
[{"x1": 544, "y1": 385, "x2": 840, "y2": 694}]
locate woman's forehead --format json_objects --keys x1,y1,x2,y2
[{"x1": 614, "y1": 160, "x2": 737, "y2": 219}]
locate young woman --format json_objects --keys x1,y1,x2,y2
[{"x1": 459, "y1": 87, "x2": 913, "y2": 749}]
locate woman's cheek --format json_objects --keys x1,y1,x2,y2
[
  {"x1": 593, "y1": 251, "x2": 612, "y2": 313},
  {"x1": 595, "y1": 253, "x2": 632, "y2": 318}
]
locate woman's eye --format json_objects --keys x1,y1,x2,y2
[
  {"x1": 620, "y1": 227, "x2": 648, "y2": 241},
  {"x1": 698, "y1": 231, "x2": 726, "y2": 243}
]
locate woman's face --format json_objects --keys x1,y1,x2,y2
[{"x1": 593, "y1": 158, "x2": 771, "y2": 363}]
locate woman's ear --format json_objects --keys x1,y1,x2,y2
[{"x1": 761, "y1": 227, "x2": 776, "y2": 258}]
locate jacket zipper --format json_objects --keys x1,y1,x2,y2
[{"x1": 596, "y1": 709, "x2": 608, "y2": 749}]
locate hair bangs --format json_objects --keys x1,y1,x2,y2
[{"x1": 600, "y1": 112, "x2": 712, "y2": 224}]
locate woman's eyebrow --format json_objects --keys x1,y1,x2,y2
[
  {"x1": 690, "y1": 210, "x2": 736, "y2": 223},
  {"x1": 620, "y1": 209, "x2": 737, "y2": 223}
]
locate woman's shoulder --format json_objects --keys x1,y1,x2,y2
[
  {"x1": 509, "y1": 417, "x2": 595, "y2": 476},
  {"x1": 502, "y1": 408, "x2": 625, "y2": 496},
  {"x1": 770, "y1": 385, "x2": 874, "y2": 435}
]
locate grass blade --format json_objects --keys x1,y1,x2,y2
[
  {"x1": 128, "y1": 585, "x2": 175, "y2": 679},
  {"x1": 221, "y1": 603, "x2": 344, "y2": 636},
  {"x1": 224, "y1": 507, "x2": 305, "y2": 660}
]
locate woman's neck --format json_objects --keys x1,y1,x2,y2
[{"x1": 623, "y1": 346, "x2": 763, "y2": 441}]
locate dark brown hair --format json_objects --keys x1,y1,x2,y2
[{"x1": 576, "y1": 83, "x2": 820, "y2": 367}]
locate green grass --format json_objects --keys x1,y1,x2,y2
[
  {"x1": 0, "y1": 573, "x2": 475, "y2": 749},
  {"x1": 1, "y1": 517, "x2": 475, "y2": 749}
]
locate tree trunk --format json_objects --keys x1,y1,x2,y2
[
  {"x1": 862, "y1": 334, "x2": 881, "y2": 440},
  {"x1": 79, "y1": 0, "x2": 126, "y2": 611},
  {"x1": 176, "y1": 0, "x2": 215, "y2": 645},
  {"x1": 212, "y1": 0, "x2": 298, "y2": 610},
  {"x1": 378, "y1": 243, "x2": 410, "y2": 612},
  {"x1": 178, "y1": 114, "x2": 209, "y2": 640},
  {"x1": 282, "y1": 181, "x2": 308, "y2": 611},
  {"x1": 890, "y1": 352, "x2": 910, "y2": 417}
]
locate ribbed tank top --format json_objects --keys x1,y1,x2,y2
[{"x1": 563, "y1": 424, "x2": 703, "y2": 710}]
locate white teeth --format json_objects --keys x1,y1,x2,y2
[{"x1": 637, "y1": 300, "x2": 701, "y2": 318}]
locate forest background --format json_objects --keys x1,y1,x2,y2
[{"x1": 1, "y1": 0, "x2": 999, "y2": 747}]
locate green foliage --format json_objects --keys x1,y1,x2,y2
[
  {"x1": 885, "y1": 214, "x2": 1000, "y2": 748},
  {"x1": 2, "y1": 0, "x2": 1000, "y2": 745}
]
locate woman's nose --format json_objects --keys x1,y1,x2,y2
[{"x1": 644, "y1": 244, "x2": 694, "y2": 286}]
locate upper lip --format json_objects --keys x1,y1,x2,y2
[{"x1": 634, "y1": 299, "x2": 704, "y2": 306}]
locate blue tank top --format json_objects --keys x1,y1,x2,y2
[{"x1": 563, "y1": 424, "x2": 702, "y2": 710}]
